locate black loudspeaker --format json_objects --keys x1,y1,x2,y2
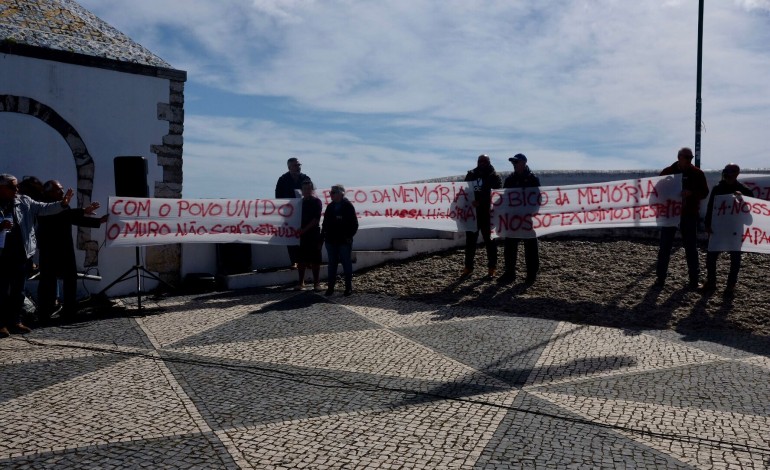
[{"x1": 114, "y1": 156, "x2": 148, "y2": 197}]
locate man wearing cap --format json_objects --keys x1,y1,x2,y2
[
  {"x1": 275, "y1": 157, "x2": 309, "y2": 269},
  {"x1": 321, "y1": 184, "x2": 358, "y2": 296},
  {"x1": 655, "y1": 147, "x2": 709, "y2": 288},
  {"x1": 462, "y1": 154, "x2": 502, "y2": 277},
  {"x1": 502, "y1": 154, "x2": 541, "y2": 284},
  {"x1": 702, "y1": 163, "x2": 754, "y2": 295}
]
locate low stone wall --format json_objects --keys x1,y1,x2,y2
[{"x1": 426, "y1": 168, "x2": 769, "y2": 189}]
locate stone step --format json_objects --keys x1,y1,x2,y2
[{"x1": 220, "y1": 234, "x2": 464, "y2": 290}]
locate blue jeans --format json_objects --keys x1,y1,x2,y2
[
  {"x1": 657, "y1": 214, "x2": 700, "y2": 283},
  {"x1": 326, "y1": 242, "x2": 353, "y2": 291}
]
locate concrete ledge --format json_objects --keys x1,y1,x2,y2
[{"x1": 221, "y1": 232, "x2": 465, "y2": 289}]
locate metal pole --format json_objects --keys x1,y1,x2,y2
[
  {"x1": 695, "y1": 0, "x2": 704, "y2": 168},
  {"x1": 135, "y1": 246, "x2": 142, "y2": 311}
]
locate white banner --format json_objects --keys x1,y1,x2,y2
[
  {"x1": 316, "y1": 181, "x2": 477, "y2": 232},
  {"x1": 489, "y1": 174, "x2": 683, "y2": 238},
  {"x1": 708, "y1": 195, "x2": 770, "y2": 253},
  {"x1": 327, "y1": 176, "x2": 682, "y2": 236},
  {"x1": 104, "y1": 176, "x2": 684, "y2": 247},
  {"x1": 739, "y1": 174, "x2": 770, "y2": 201},
  {"x1": 105, "y1": 197, "x2": 302, "y2": 247}
]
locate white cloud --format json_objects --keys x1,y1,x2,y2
[
  {"x1": 182, "y1": 114, "x2": 455, "y2": 198},
  {"x1": 78, "y1": 0, "x2": 770, "y2": 197}
]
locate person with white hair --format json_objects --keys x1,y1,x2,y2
[
  {"x1": 0, "y1": 173, "x2": 72, "y2": 337},
  {"x1": 321, "y1": 184, "x2": 358, "y2": 296}
]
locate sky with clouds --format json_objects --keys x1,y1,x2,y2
[{"x1": 78, "y1": 0, "x2": 770, "y2": 199}]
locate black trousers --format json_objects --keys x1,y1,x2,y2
[
  {"x1": 504, "y1": 237, "x2": 539, "y2": 280},
  {"x1": 706, "y1": 250, "x2": 742, "y2": 286},
  {"x1": 657, "y1": 214, "x2": 700, "y2": 283},
  {"x1": 464, "y1": 206, "x2": 497, "y2": 270}
]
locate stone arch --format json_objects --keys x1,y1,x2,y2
[{"x1": 0, "y1": 94, "x2": 100, "y2": 266}]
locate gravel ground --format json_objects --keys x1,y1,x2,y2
[{"x1": 354, "y1": 236, "x2": 770, "y2": 337}]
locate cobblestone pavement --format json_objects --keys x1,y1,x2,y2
[{"x1": 2, "y1": 290, "x2": 770, "y2": 469}]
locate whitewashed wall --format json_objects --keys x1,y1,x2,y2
[{"x1": 1, "y1": 53, "x2": 170, "y2": 296}]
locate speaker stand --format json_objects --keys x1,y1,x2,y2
[{"x1": 98, "y1": 247, "x2": 174, "y2": 312}]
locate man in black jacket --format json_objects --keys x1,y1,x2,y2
[
  {"x1": 463, "y1": 154, "x2": 502, "y2": 277},
  {"x1": 37, "y1": 180, "x2": 106, "y2": 320},
  {"x1": 501, "y1": 154, "x2": 541, "y2": 284},
  {"x1": 702, "y1": 163, "x2": 755, "y2": 295},
  {"x1": 275, "y1": 157, "x2": 309, "y2": 269},
  {"x1": 656, "y1": 147, "x2": 709, "y2": 288}
]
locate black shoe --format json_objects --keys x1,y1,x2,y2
[
  {"x1": 687, "y1": 280, "x2": 701, "y2": 290},
  {"x1": 343, "y1": 288, "x2": 353, "y2": 297},
  {"x1": 497, "y1": 272, "x2": 515, "y2": 284},
  {"x1": 524, "y1": 276, "x2": 536, "y2": 285},
  {"x1": 653, "y1": 277, "x2": 665, "y2": 287},
  {"x1": 325, "y1": 288, "x2": 334, "y2": 296}
]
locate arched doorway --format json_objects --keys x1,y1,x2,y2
[{"x1": 1, "y1": 94, "x2": 100, "y2": 266}]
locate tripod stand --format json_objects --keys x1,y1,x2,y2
[{"x1": 98, "y1": 246, "x2": 173, "y2": 311}]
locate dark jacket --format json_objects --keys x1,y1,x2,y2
[
  {"x1": 464, "y1": 166, "x2": 502, "y2": 207},
  {"x1": 38, "y1": 208, "x2": 102, "y2": 270},
  {"x1": 660, "y1": 162, "x2": 709, "y2": 217},
  {"x1": 321, "y1": 198, "x2": 358, "y2": 245},
  {"x1": 275, "y1": 171, "x2": 309, "y2": 198},
  {"x1": 300, "y1": 196, "x2": 323, "y2": 241},
  {"x1": 704, "y1": 180, "x2": 755, "y2": 231},
  {"x1": 503, "y1": 167, "x2": 540, "y2": 189}
]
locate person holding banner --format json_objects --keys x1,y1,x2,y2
[
  {"x1": 296, "y1": 179, "x2": 323, "y2": 291},
  {"x1": 463, "y1": 154, "x2": 502, "y2": 277},
  {"x1": 321, "y1": 184, "x2": 358, "y2": 296},
  {"x1": 0, "y1": 174, "x2": 72, "y2": 338},
  {"x1": 655, "y1": 147, "x2": 709, "y2": 288},
  {"x1": 275, "y1": 157, "x2": 309, "y2": 269},
  {"x1": 502, "y1": 154, "x2": 541, "y2": 284},
  {"x1": 702, "y1": 163, "x2": 755, "y2": 295},
  {"x1": 36, "y1": 180, "x2": 108, "y2": 320}
]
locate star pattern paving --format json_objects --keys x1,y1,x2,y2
[{"x1": 1, "y1": 291, "x2": 770, "y2": 469}]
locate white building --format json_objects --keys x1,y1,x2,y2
[{"x1": 1, "y1": 0, "x2": 185, "y2": 296}]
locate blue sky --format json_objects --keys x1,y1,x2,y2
[{"x1": 78, "y1": 0, "x2": 770, "y2": 199}]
